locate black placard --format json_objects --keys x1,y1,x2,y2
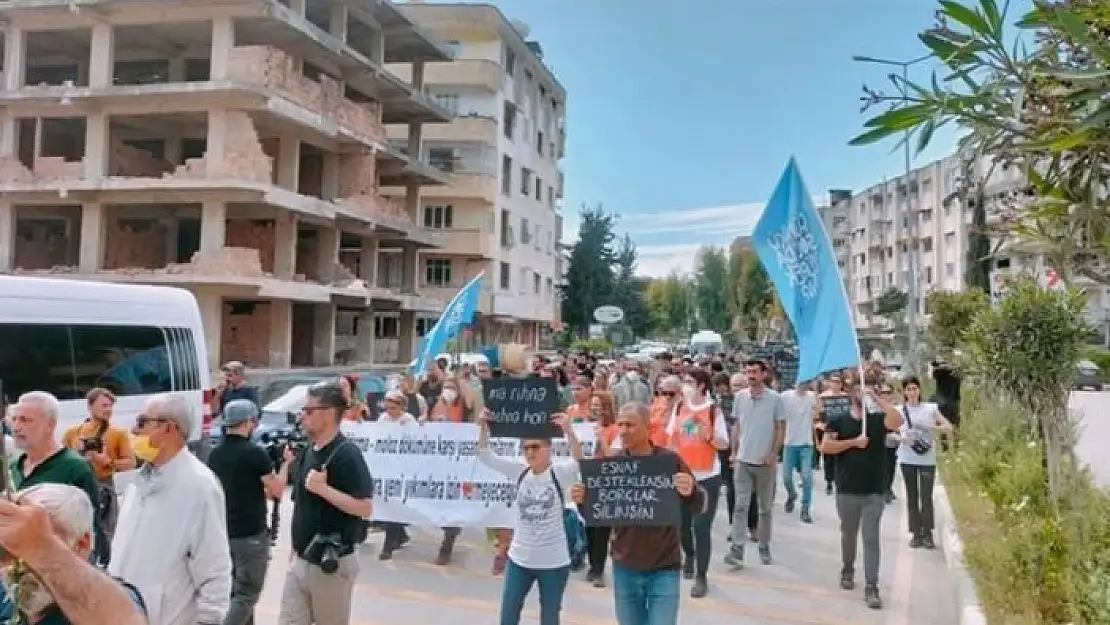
[
  {"x1": 579, "y1": 454, "x2": 681, "y2": 527},
  {"x1": 483, "y1": 377, "x2": 560, "y2": 439},
  {"x1": 821, "y1": 395, "x2": 853, "y2": 422}
]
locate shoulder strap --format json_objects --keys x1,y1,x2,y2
[
  {"x1": 548, "y1": 467, "x2": 566, "y2": 506},
  {"x1": 516, "y1": 467, "x2": 529, "y2": 486},
  {"x1": 902, "y1": 404, "x2": 912, "y2": 429}
]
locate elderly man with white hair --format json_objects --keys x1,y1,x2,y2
[
  {"x1": 0, "y1": 482, "x2": 147, "y2": 625},
  {"x1": 8, "y1": 394, "x2": 100, "y2": 530},
  {"x1": 109, "y1": 393, "x2": 231, "y2": 625}
]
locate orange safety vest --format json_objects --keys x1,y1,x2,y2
[
  {"x1": 566, "y1": 403, "x2": 591, "y2": 423},
  {"x1": 670, "y1": 402, "x2": 717, "y2": 472},
  {"x1": 648, "y1": 397, "x2": 672, "y2": 447},
  {"x1": 434, "y1": 401, "x2": 466, "y2": 422}
]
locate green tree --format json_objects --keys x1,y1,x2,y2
[
  {"x1": 661, "y1": 273, "x2": 690, "y2": 334},
  {"x1": 559, "y1": 204, "x2": 617, "y2": 336},
  {"x1": 850, "y1": 0, "x2": 1110, "y2": 285},
  {"x1": 924, "y1": 288, "x2": 990, "y2": 356},
  {"x1": 874, "y1": 287, "x2": 909, "y2": 324},
  {"x1": 734, "y1": 246, "x2": 773, "y2": 340},
  {"x1": 612, "y1": 235, "x2": 651, "y2": 338},
  {"x1": 694, "y1": 246, "x2": 731, "y2": 333}
]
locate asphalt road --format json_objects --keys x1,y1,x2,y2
[
  {"x1": 253, "y1": 466, "x2": 957, "y2": 625},
  {"x1": 1071, "y1": 391, "x2": 1110, "y2": 485}
]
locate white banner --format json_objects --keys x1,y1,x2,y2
[{"x1": 340, "y1": 421, "x2": 597, "y2": 527}]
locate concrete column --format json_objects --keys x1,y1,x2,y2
[
  {"x1": 78, "y1": 202, "x2": 106, "y2": 273},
  {"x1": 273, "y1": 213, "x2": 297, "y2": 279},
  {"x1": 397, "y1": 310, "x2": 416, "y2": 363},
  {"x1": 199, "y1": 201, "x2": 226, "y2": 252},
  {"x1": 268, "y1": 299, "x2": 293, "y2": 368},
  {"x1": 195, "y1": 291, "x2": 224, "y2": 367},
  {"x1": 355, "y1": 307, "x2": 375, "y2": 363},
  {"x1": 407, "y1": 123, "x2": 423, "y2": 160},
  {"x1": 321, "y1": 152, "x2": 340, "y2": 201},
  {"x1": 164, "y1": 218, "x2": 180, "y2": 263},
  {"x1": 359, "y1": 235, "x2": 378, "y2": 286},
  {"x1": 167, "y1": 57, "x2": 185, "y2": 82},
  {"x1": 205, "y1": 109, "x2": 228, "y2": 177},
  {"x1": 329, "y1": 4, "x2": 348, "y2": 42},
  {"x1": 277, "y1": 134, "x2": 300, "y2": 191},
  {"x1": 210, "y1": 17, "x2": 235, "y2": 81},
  {"x1": 290, "y1": 0, "x2": 306, "y2": 16},
  {"x1": 411, "y1": 61, "x2": 425, "y2": 89},
  {"x1": 84, "y1": 112, "x2": 109, "y2": 178},
  {"x1": 401, "y1": 242, "x2": 417, "y2": 294},
  {"x1": 4, "y1": 28, "x2": 25, "y2": 91},
  {"x1": 316, "y1": 225, "x2": 340, "y2": 283},
  {"x1": 0, "y1": 116, "x2": 16, "y2": 157},
  {"x1": 88, "y1": 24, "x2": 114, "y2": 88},
  {"x1": 404, "y1": 181, "x2": 420, "y2": 224},
  {"x1": 367, "y1": 28, "x2": 384, "y2": 64},
  {"x1": 164, "y1": 138, "x2": 182, "y2": 167},
  {"x1": 0, "y1": 200, "x2": 14, "y2": 272},
  {"x1": 312, "y1": 303, "x2": 336, "y2": 366}
]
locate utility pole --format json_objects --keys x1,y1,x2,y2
[{"x1": 853, "y1": 53, "x2": 932, "y2": 375}]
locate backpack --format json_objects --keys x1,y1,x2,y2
[{"x1": 517, "y1": 467, "x2": 588, "y2": 571}]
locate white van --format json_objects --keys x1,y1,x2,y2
[{"x1": 0, "y1": 276, "x2": 214, "y2": 452}]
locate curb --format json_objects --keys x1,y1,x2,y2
[{"x1": 934, "y1": 478, "x2": 989, "y2": 625}]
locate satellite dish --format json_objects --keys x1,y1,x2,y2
[{"x1": 593, "y1": 305, "x2": 624, "y2": 324}]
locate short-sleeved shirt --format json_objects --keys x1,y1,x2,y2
[
  {"x1": 220, "y1": 386, "x2": 260, "y2": 414},
  {"x1": 732, "y1": 388, "x2": 785, "y2": 464},
  {"x1": 781, "y1": 391, "x2": 817, "y2": 447},
  {"x1": 60, "y1": 420, "x2": 133, "y2": 480},
  {"x1": 289, "y1": 433, "x2": 374, "y2": 556},
  {"x1": 825, "y1": 407, "x2": 889, "y2": 495},
  {"x1": 11, "y1": 448, "x2": 99, "y2": 512},
  {"x1": 0, "y1": 575, "x2": 146, "y2": 625},
  {"x1": 207, "y1": 433, "x2": 273, "y2": 538}
]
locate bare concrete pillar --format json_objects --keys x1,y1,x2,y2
[
  {"x1": 290, "y1": 0, "x2": 306, "y2": 16},
  {"x1": 273, "y1": 213, "x2": 297, "y2": 279},
  {"x1": 355, "y1": 307, "x2": 375, "y2": 363},
  {"x1": 321, "y1": 152, "x2": 340, "y2": 201},
  {"x1": 78, "y1": 202, "x2": 106, "y2": 273},
  {"x1": 167, "y1": 57, "x2": 185, "y2": 82},
  {"x1": 204, "y1": 109, "x2": 228, "y2": 177},
  {"x1": 329, "y1": 4, "x2": 348, "y2": 42},
  {"x1": 0, "y1": 200, "x2": 14, "y2": 272},
  {"x1": 401, "y1": 242, "x2": 417, "y2": 294},
  {"x1": 164, "y1": 218, "x2": 179, "y2": 263},
  {"x1": 404, "y1": 181, "x2": 420, "y2": 224},
  {"x1": 268, "y1": 299, "x2": 293, "y2": 368},
  {"x1": 312, "y1": 303, "x2": 336, "y2": 366},
  {"x1": 277, "y1": 134, "x2": 299, "y2": 191},
  {"x1": 4, "y1": 28, "x2": 25, "y2": 91},
  {"x1": 195, "y1": 291, "x2": 223, "y2": 367},
  {"x1": 398, "y1": 310, "x2": 416, "y2": 363},
  {"x1": 411, "y1": 61, "x2": 425, "y2": 89},
  {"x1": 0, "y1": 116, "x2": 16, "y2": 157},
  {"x1": 367, "y1": 28, "x2": 384, "y2": 64},
  {"x1": 210, "y1": 17, "x2": 235, "y2": 81},
  {"x1": 316, "y1": 225, "x2": 340, "y2": 282},
  {"x1": 84, "y1": 112, "x2": 109, "y2": 178},
  {"x1": 359, "y1": 235, "x2": 378, "y2": 286},
  {"x1": 88, "y1": 24, "x2": 114, "y2": 88},
  {"x1": 200, "y1": 201, "x2": 226, "y2": 252}
]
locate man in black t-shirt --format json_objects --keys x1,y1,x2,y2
[
  {"x1": 207, "y1": 399, "x2": 287, "y2": 625},
  {"x1": 820, "y1": 383, "x2": 903, "y2": 611},
  {"x1": 277, "y1": 383, "x2": 373, "y2": 625}
]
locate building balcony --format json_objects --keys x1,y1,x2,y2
[
  {"x1": 390, "y1": 59, "x2": 503, "y2": 92},
  {"x1": 420, "y1": 114, "x2": 498, "y2": 144},
  {"x1": 491, "y1": 292, "x2": 555, "y2": 322},
  {"x1": 419, "y1": 283, "x2": 494, "y2": 313},
  {"x1": 428, "y1": 227, "x2": 495, "y2": 259},
  {"x1": 420, "y1": 171, "x2": 497, "y2": 203}
]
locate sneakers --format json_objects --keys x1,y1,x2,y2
[
  {"x1": 682, "y1": 557, "x2": 695, "y2": 580},
  {"x1": 909, "y1": 533, "x2": 924, "y2": 549},
  {"x1": 593, "y1": 574, "x2": 607, "y2": 588},
  {"x1": 758, "y1": 544, "x2": 772, "y2": 565},
  {"x1": 839, "y1": 569, "x2": 855, "y2": 590},
  {"x1": 690, "y1": 576, "x2": 708, "y2": 598},
  {"x1": 800, "y1": 509, "x2": 813, "y2": 524},
  {"x1": 378, "y1": 546, "x2": 394, "y2": 561},
  {"x1": 723, "y1": 545, "x2": 745, "y2": 568},
  {"x1": 784, "y1": 495, "x2": 796, "y2": 514},
  {"x1": 864, "y1": 584, "x2": 883, "y2": 609},
  {"x1": 922, "y1": 532, "x2": 937, "y2": 550},
  {"x1": 825, "y1": 483, "x2": 834, "y2": 496}
]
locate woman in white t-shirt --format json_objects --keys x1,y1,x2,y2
[
  {"x1": 378, "y1": 390, "x2": 419, "y2": 560},
  {"x1": 896, "y1": 376, "x2": 953, "y2": 550},
  {"x1": 477, "y1": 409, "x2": 583, "y2": 625}
]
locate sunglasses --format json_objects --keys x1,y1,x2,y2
[
  {"x1": 660, "y1": 391, "x2": 676, "y2": 397},
  {"x1": 135, "y1": 415, "x2": 172, "y2": 428}
]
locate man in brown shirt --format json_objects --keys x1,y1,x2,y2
[{"x1": 571, "y1": 402, "x2": 705, "y2": 625}]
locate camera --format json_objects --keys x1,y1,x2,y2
[
  {"x1": 303, "y1": 532, "x2": 347, "y2": 574},
  {"x1": 77, "y1": 437, "x2": 104, "y2": 454}
]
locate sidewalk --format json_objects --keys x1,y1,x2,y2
[{"x1": 254, "y1": 466, "x2": 958, "y2": 625}]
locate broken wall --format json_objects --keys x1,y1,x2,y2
[
  {"x1": 225, "y1": 219, "x2": 276, "y2": 273},
  {"x1": 104, "y1": 219, "x2": 167, "y2": 269},
  {"x1": 221, "y1": 300, "x2": 271, "y2": 366}
]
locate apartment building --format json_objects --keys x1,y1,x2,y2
[
  {"x1": 383, "y1": 2, "x2": 566, "y2": 349},
  {"x1": 0, "y1": 0, "x2": 455, "y2": 370}
]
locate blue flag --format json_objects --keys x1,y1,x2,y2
[
  {"x1": 412, "y1": 272, "x2": 485, "y2": 377},
  {"x1": 752, "y1": 158, "x2": 859, "y2": 382}
]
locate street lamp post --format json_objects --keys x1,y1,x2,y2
[{"x1": 852, "y1": 53, "x2": 932, "y2": 375}]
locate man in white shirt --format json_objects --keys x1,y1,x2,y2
[
  {"x1": 110, "y1": 393, "x2": 231, "y2": 625},
  {"x1": 780, "y1": 382, "x2": 817, "y2": 523}
]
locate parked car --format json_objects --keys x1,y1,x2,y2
[{"x1": 1075, "y1": 360, "x2": 1103, "y2": 391}]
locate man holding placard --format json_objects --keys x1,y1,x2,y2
[{"x1": 571, "y1": 402, "x2": 703, "y2": 625}]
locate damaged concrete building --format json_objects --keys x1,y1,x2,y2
[{"x1": 0, "y1": 0, "x2": 458, "y2": 369}]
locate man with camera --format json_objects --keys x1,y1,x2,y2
[
  {"x1": 61, "y1": 388, "x2": 136, "y2": 567},
  {"x1": 273, "y1": 383, "x2": 372, "y2": 625}
]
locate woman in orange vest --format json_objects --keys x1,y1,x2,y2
[
  {"x1": 428, "y1": 375, "x2": 475, "y2": 423},
  {"x1": 668, "y1": 367, "x2": 731, "y2": 598},
  {"x1": 565, "y1": 377, "x2": 593, "y2": 423}
]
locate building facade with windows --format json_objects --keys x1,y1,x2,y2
[
  {"x1": 384, "y1": 2, "x2": 566, "y2": 348},
  {"x1": 0, "y1": 0, "x2": 455, "y2": 370}
]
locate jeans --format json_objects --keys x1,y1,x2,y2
[
  {"x1": 835, "y1": 494, "x2": 885, "y2": 585},
  {"x1": 901, "y1": 464, "x2": 937, "y2": 535},
  {"x1": 94, "y1": 478, "x2": 117, "y2": 566},
  {"x1": 718, "y1": 451, "x2": 736, "y2": 525},
  {"x1": 612, "y1": 563, "x2": 681, "y2": 625},
  {"x1": 225, "y1": 532, "x2": 270, "y2": 625},
  {"x1": 499, "y1": 559, "x2": 570, "y2": 625},
  {"x1": 885, "y1": 447, "x2": 899, "y2": 494},
  {"x1": 781, "y1": 445, "x2": 814, "y2": 512},
  {"x1": 679, "y1": 475, "x2": 720, "y2": 577},
  {"x1": 731, "y1": 462, "x2": 776, "y2": 546}
]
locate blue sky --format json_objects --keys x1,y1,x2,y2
[{"x1": 432, "y1": 0, "x2": 992, "y2": 276}]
